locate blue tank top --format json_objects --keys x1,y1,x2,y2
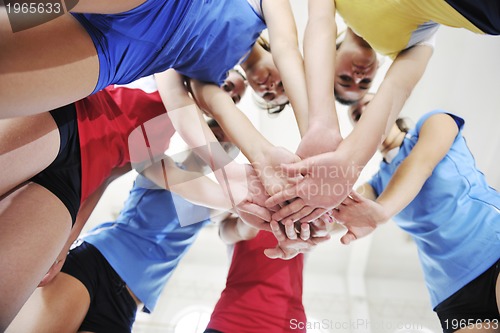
[
  {"x1": 368, "y1": 110, "x2": 500, "y2": 307},
  {"x1": 72, "y1": 0, "x2": 266, "y2": 92},
  {"x1": 83, "y1": 175, "x2": 210, "y2": 312}
]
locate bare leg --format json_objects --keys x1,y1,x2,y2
[
  {"x1": 0, "y1": 183, "x2": 72, "y2": 331},
  {"x1": 496, "y1": 270, "x2": 500, "y2": 314},
  {"x1": 0, "y1": 10, "x2": 98, "y2": 118},
  {"x1": 5, "y1": 272, "x2": 90, "y2": 333},
  {"x1": 0, "y1": 112, "x2": 60, "y2": 196}
]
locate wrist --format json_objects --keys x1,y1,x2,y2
[
  {"x1": 373, "y1": 199, "x2": 393, "y2": 224},
  {"x1": 237, "y1": 218, "x2": 259, "y2": 240}
]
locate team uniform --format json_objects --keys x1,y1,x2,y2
[
  {"x1": 205, "y1": 231, "x2": 306, "y2": 333},
  {"x1": 30, "y1": 79, "x2": 174, "y2": 223},
  {"x1": 335, "y1": 0, "x2": 500, "y2": 58},
  {"x1": 368, "y1": 111, "x2": 500, "y2": 332},
  {"x1": 72, "y1": 0, "x2": 266, "y2": 93},
  {"x1": 61, "y1": 175, "x2": 211, "y2": 332}
]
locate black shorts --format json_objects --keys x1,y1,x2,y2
[
  {"x1": 444, "y1": 0, "x2": 500, "y2": 35},
  {"x1": 61, "y1": 241, "x2": 138, "y2": 333},
  {"x1": 435, "y1": 258, "x2": 500, "y2": 333},
  {"x1": 30, "y1": 103, "x2": 82, "y2": 224}
]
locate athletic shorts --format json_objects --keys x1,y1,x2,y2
[
  {"x1": 61, "y1": 241, "x2": 137, "y2": 333},
  {"x1": 444, "y1": 0, "x2": 500, "y2": 35},
  {"x1": 435, "y1": 258, "x2": 500, "y2": 333},
  {"x1": 30, "y1": 103, "x2": 81, "y2": 224}
]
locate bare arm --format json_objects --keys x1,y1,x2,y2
[
  {"x1": 190, "y1": 78, "x2": 300, "y2": 196},
  {"x1": 339, "y1": 45, "x2": 434, "y2": 167},
  {"x1": 219, "y1": 215, "x2": 259, "y2": 245},
  {"x1": 332, "y1": 113, "x2": 459, "y2": 244},
  {"x1": 261, "y1": 0, "x2": 308, "y2": 135},
  {"x1": 303, "y1": 0, "x2": 338, "y2": 134},
  {"x1": 154, "y1": 69, "x2": 224, "y2": 169},
  {"x1": 375, "y1": 113, "x2": 458, "y2": 216},
  {"x1": 141, "y1": 156, "x2": 233, "y2": 211}
]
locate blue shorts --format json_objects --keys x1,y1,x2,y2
[
  {"x1": 61, "y1": 241, "x2": 138, "y2": 333},
  {"x1": 71, "y1": 0, "x2": 192, "y2": 93},
  {"x1": 30, "y1": 103, "x2": 81, "y2": 224}
]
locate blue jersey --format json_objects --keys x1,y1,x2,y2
[
  {"x1": 72, "y1": 0, "x2": 266, "y2": 93},
  {"x1": 369, "y1": 110, "x2": 500, "y2": 308},
  {"x1": 83, "y1": 175, "x2": 210, "y2": 312}
]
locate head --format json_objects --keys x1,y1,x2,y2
[
  {"x1": 335, "y1": 29, "x2": 379, "y2": 105},
  {"x1": 207, "y1": 118, "x2": 239, "y2": 156},
  {"x1": 242, "y1": 36, "x2": 289, "y2": 109},
  {"x1": 221, "y1": 69, "x2": 248, "y2": 104}
]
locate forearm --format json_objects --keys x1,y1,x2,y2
[
  {"x1": 338, "y1": 47, "x2": 433, "y2": 167},
  {"x1": 142, "y1": 158, "x2": 233, "y2": 211},
  {"x1": 262, "y1": 0, "x2": 308, "y2": 135},
  {"x1": 191, "y1": 80, "x2": 276, "y2": 164},
  {"x1": 303, "y1": 0, "x2": 338, "y2": 131},
  {"x1": 156, "y1": 70, "x2": 231, "y2": 173},
  {"x1": 375, "y1": 158, "x2": 431, "y2": 217},
  {"x1": 219, "y1": 216, "x2": 259, "y2": 245},
  {"x1": 379, "y1": 45, "x2": 433, "y2": 135},
  {"x1": 273, "y1": 48, "x2": 309, "y2": 135}
]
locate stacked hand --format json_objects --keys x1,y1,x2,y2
[{"x1": 331, "y1": 191, "x2": 389, "y2": 244}]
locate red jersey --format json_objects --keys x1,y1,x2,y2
[
  {"x1": 207, "y1": 231, "x2": 306, "y2": 333},
  {"x1": 76, "y1": 85, "x2": 175, "y2": 203}
]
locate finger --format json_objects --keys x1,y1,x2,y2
[
  {"x1": 319, "y1": 214, "x2": 330, "y2": 225},
  {"x1": 286, "y1": 174, "x2": 305, "y2": 185},
  {"x1": 264, "y1": 247, "x2": 284, "y2": 259},
  {"x1": 280, "y1": 159, "x2": 312, "y2": 177},
  {"x1": 340, "y1": 196, "x2": 357, "y2": 206},
  {"x1": 237, "y1": 202, "x2": 272, "y2": 222},
  {"x1": 265, "y1": 188, "x2": 299, "y2": 208},
  {"x1": 310, "y1": 234, "x2": 331, "y2": 245},
  {"x1": 285, "y1": 205, "x2": 314, "y2": 223},
  {"x1": 330, "y1": 209, "x2": 344, "y2": 224},
  {"x1": 284, "y1": 220, "x2": 298, "y2": 240},
  {"x1": 271, "y1": 199, "x2": 306, "y2": 222},
  {"x1": 300, "y1": 223, "x2": 310, "y2": 241},
  {"x1": 38, "y1": 259, "x2": 64, "y2": 287},
  {"x1": 340, "y1": 231, "x2": 357, "y2": 245},
  {"x1": 299, "y1": 208, "x2": 328, "y2": 223},
  {"x1": 349, "y1": 191, "x2": 364, "y2": 202},
  {"x1": 269, "y1": 220, "x2": 287, "y2": 242}
]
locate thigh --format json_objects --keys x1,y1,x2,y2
[
  {"x1": 0, "y1": 10, "x2": 98, "y2": 118},
  {"x1": 5, "y1": 272, "x2": 90, "y2": 333},
  {"x1": 0, "y1": 183, "x2": 72, "y2": 331},
  {"x1": 0, "y1": 112, "x2": 60, "y2": 196}
]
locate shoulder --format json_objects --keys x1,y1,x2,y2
[{"x1": 415, "y1": 110, "x2": 464, "y2": 134}]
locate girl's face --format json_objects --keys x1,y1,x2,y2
[
  {"x1": 335, "y1": 42, "x2": 378, "y2": 104},
  {"x1": 245, "y1": 52, "x2": 289, "y2": 106},
  {"x1": 221, "y1": 70, "x2": 248, "y2": 104}
]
